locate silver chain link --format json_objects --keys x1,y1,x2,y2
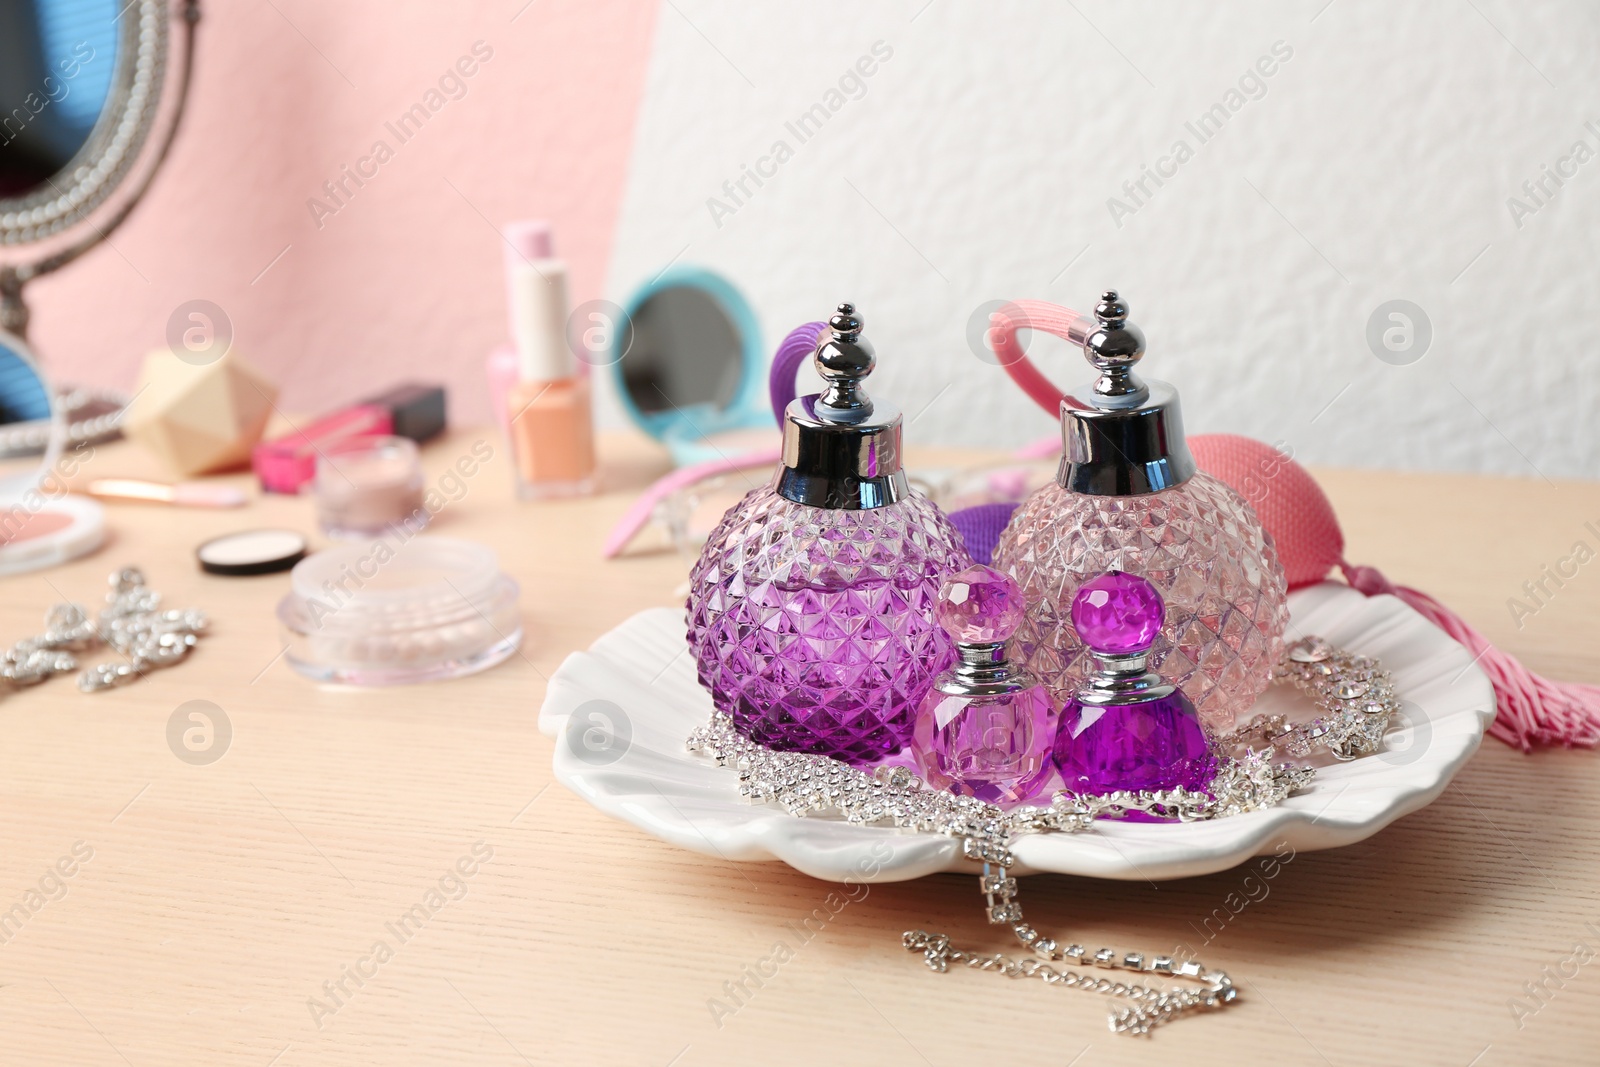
[{"x1": 905, "y1": 845, "x2": 1237, "y2": 1035}]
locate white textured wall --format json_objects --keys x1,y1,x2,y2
[{"x1": 604, "y1": 1, "x2": 1600, "y2": 479}]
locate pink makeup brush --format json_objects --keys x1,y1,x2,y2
[{"x1": 84, "y1": 478, "x2": 248, "y2": 508}]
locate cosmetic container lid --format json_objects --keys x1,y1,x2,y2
[
  {"x1": 505, "y1": 221, "x2": 573, "y2": 383},
  {"x1": 359, "y1": 382, "x2": 446, "y2": 443},
  {"x1": 1055, "y1": 290, "x2": 1196, "y2": 496},
  {"x1": 503, "y1": 219, "x2": 554, "y2": 262},
  {"x1": 276, "y1": 536, "x2": 521, "y2": 685},
  {"x1": 775, "y1": 303, "x2": 908, "y2": 510}
]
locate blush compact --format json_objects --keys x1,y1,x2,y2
[{"x1": 0, "y1": 331, "x2": 106, "y2": 577}]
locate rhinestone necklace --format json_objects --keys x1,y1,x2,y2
[
  {"x1": 687, "y1": 635, "x2": 1399, "y2": 1035},
  {"x1": 1, "y1": 567, "x2": 207, "y2": 693}
]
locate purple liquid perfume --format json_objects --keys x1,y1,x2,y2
[
  {"x1": 992, "y1": 291, "x2": 1288, "y2": 730},
  {"x1": 912, "y1": 565, "x2": 1057, "y2": 805},
  {"x1": 686, "y1": 304, "x2": 970, "y2": 764},
  {"x1": 1054, "y1": 571, "x2": 1214, "y2": 794}
]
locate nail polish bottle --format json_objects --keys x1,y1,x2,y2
[
  {"x1": 685, "y1": 304, "x2": 971, "y2": 764},
  {"x1": 486, "y1": 343, "x2": 519, "y2": 438},
  {"x1": 487, "y1": 221, "x2": 540, "y2": 437},
  {"x1": 913, "y1": 564, "x2": 1058, "y2": 805},
  {"x1": 991, "y1": 291, "x2": 1288, "y2": 730},
  {"x1": 501, "y1": 221, "x2": 596, "y2": 499}
]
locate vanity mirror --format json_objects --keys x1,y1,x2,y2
[
  {"x1": 612, "y1": 267, "x2": 772, "y2": 465},
  {"x1": 0, "y1": 0, "x2": 200, "y2": 452}
]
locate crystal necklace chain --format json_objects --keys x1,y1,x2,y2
[{"x1": 686, "y1": 634, "x2": 1399, "y2": 1035}]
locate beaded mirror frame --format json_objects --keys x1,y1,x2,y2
[{"x1": 0, "y1": 0, "x2": 169, "y2": 247}]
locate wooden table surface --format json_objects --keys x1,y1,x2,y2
[{"x1": 1, "y1": 427, "x2": 1596, "y2": 1067}]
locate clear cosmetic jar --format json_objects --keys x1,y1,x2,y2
[
  {"x1": 277, "y1": 536, "x2": 521, "y2": 685},
  {"x1": 315, "y1": 435, "x2": 428, "y2": 539}
]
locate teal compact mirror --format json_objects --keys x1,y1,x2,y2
[{"x1": 611, "y1": 267, "x2": 770, "y2": 465}]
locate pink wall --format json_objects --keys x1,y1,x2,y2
[{"x1": 21, "y1": 0, "x2": 659, "y2": 425}]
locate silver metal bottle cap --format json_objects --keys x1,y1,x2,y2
[
  {"x1": 1056, "y1": 290, "x2": 1196, "y2": 496},
  {"x1": 1073, "y1": 647, "x2": 1175, "y2": 707},
  {"x1": 934, "y1": 640, "x2": 1033, "y2": 698},
  {"x1": 775, "y1": 303, "x2": 908, "y2": 510}
]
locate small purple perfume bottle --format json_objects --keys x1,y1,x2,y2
[
  {"x1": 686, "y1": 304, "x2": 970, "y2": 764},
  {"x1": 913, "y1": 565, "x2": 1057, "y2": 805},
  {"x1": 1054, "y1": 571, "x2": 1215, "y2": 795}
]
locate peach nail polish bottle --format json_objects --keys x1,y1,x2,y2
[{"x1": 503, "y1": 221, "x2": 596, "y2": 499}]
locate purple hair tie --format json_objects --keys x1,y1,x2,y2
[
  {"x1": 947, "y1": 501, "x2": 1021, "y2": 566},
  {"x1": 769, "y1": 321, "x2": 827, "y2": 425}
]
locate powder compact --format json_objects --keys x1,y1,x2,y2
[
  {"x1": 276, "y1": 536, "x2": 521, "y2": 685},
  {"x1": 197, "y1": 529, "x2": 309, "y2": 576},
  {"x1": 0, "y1": 332, "x2": 105, "y2": 576},
  {"x1": 0, "y1": 495, "x2": 105, "y2": 576}
]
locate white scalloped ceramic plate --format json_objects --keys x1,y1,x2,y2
[{"x1": 541, "y1": 583, "x2": 1495, "y2": 882}]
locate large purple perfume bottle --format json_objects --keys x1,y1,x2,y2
[
  {"x1": 992, "y1": 291, "x2": 1288, "y2": 730},
  {"x1": 687, "y1": 304, "x2": 970, "y2": 764},
  {"x1": 1054, "y1": 571, "x2": 1214, "y2": 794},
  {"x1": 912, "y1": 565, "x2": 1057, "y2": 805}
]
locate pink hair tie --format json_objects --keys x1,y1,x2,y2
[{"x1": 601, "y1": 447, "x2": 781, "y2": 559}]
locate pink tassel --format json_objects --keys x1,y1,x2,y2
[{"x1": 1340, "y1": 562, "x2": 1600, "y2": 751}]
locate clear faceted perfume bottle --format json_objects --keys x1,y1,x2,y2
[
  {"x1": 992, "y1": 291, "x2": 1288, "y2": 730},
  {"x1": 686, "y1": 304, "x2": 971, "y2": 764},
  {"x1": 1054, "y1": 571, "x2": 1214, "y2": 796},
  {"x1": 913, "y1": 565, "x2": 1057, "y2": 805}
]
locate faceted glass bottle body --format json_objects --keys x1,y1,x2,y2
[
  {"x1": 687, "y1": 486, "x2": 970, "y2": 764},
  {"x1": 1054, "y1": 689, "x2": 1213, "y2": 794},
  {"x1": 992, "y1": 471, "x2": 1289, "y2": 730},
  {"x1": 914, "y1": 686, "x2": 1056, "y2": 805}
]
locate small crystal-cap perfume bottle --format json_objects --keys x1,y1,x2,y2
[
  {"x1": 913, "y1": 565, "x2": 1057, "y2": 805},
  {"x1": 686, "y1": 304, "x2": 970, "y2": 764},
  {"x1": 1053, "y1": 570, "x2": 1214, "y2": 796},
  {"x1": 992, "y1": 290, "x2": 1288, "y2": 730}
]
